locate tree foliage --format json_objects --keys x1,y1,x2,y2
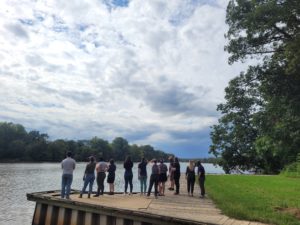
[
  {"x1": 0, "y1": 122, "x2": 171, "y2": 162},
  {"x1": 210, "y1": 0, "x2": 300, "y2": 174}
]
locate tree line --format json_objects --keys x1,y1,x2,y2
[
  {"x1": 210, "y1": 0, "x2": 300, "y2": 174},
  {"x1": 0, "y1": 122, "x2": 170, "y2": 162}
]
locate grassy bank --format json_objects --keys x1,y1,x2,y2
[{"x1": 206, "y1": 175, "x2": 300, "y2": 225}]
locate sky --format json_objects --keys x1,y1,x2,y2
[{"x1": 0, "y1": 0, "x2": 249, "y2": 158}]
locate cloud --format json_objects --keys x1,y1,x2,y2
[
  {"x1": 0, "y1": 0, "x2": 250, "y2": 158},
  {"x1": 5, "y1": 23, "x2": 29, "y2": 39}
]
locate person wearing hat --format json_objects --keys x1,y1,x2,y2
[{"x1": 79, "y1": 156, "x2": 96, "y2": 198}]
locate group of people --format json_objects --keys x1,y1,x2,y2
[{"x1": 60, "y1": 152, "x2": 205, "y2": 200}]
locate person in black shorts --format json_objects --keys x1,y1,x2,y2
[
  {"x1": 147, "y1": 159, "x2": 159, "y2": 198},
  {"x1": 158, "y1": 159, "x2": 168, "y2": 196},
  {"x1": 107, "y1": 159, "x2": 116, "y2": 195}
]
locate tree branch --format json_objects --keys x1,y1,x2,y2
[{"x1": 272, "y1": 25, "x2": 293, "y2": 40}]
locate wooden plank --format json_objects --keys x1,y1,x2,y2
[
  {"x1": 232, "y1": 220, "x2": 249, "y2": 225},
  {"x1": 32, "y1": 203, "x2": 42, "y2": 225},
  {"x1": 218, "y1": 216, "x2": 229, "y2": 224},
  {"x1": 133, "y1": 221, "x2": 141, "y2": 225},
  {"x1": 100, "y1": 214, "x2": 107, "y2": 225},
  {"x1": 116, "y1": 217, "x2": 123, "y2": 225},
  {"x1": 85, "y1": 212, "x2": 92, "y2": 225},
  {"x1": 45, "y1": 205, "x2": 53, "y2": 225},
  {"x1": 223, "y1": 219, "x2": 235, "y2": 225},
  {"x1": 70, "y1": 210, "x2": 78, "y2": 225},
  {"x1": 57, "y1": 207, "x2": 65, "y2": 225}
]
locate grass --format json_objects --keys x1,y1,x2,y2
[{"x1": 206, "y1": 175, "x2": 300, "y2": 225}]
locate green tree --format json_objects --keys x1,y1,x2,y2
[
  {"x1": 112, "y1": 137, "x2": 129, "y2": 161},
  {"x1": 211, "y1": 0, "x2": 300, "y2": 173},
  {"x1": 90, "y1": 137, "x2": 112, "y2": 160}
]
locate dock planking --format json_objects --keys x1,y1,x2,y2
[{"x1": 27, "y1": 176, "x2": 269, "y2": 225}]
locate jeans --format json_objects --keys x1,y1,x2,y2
[
  {"x1": 81, "y1": 173, "x2": 95, "y2": 194},
  {"x1": 124, "y1": 171, "x2": 133, "y2": 193},
  {"x1": 139, "y1": 176, "x2": 147, "y2": 193},
  {"x1": 61, "y1": 174, "x2": 73, "y2": 198}
]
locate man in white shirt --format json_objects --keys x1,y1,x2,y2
[{"x1": 61, "y1": 151, "x2": 76, "y2": 199}]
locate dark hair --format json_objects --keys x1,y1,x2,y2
[
  {"x1": 125, "y1": 156, "x2": 131, "y2": 163},
  {"x1": 110, "y1": 159, "x2": 114, "y2": 164},
  {"x1": 66, "y1": 151, "x2": 72, "y2": 157},
  {"x1": 141, "y1": 157, "x2": 145, "y2": 163},
  {"x1": 89, "y1": 156, "x2": 95, "y2": 162},
  {"x1": 174, "y1": 157, "x2": 179, "y2": 163},
  {"x1": 99, "y1": 157, "x2": 104, "y2": 161},
  {"x1": 160, "y1": 159, "x2": 164, "y2": 163}
]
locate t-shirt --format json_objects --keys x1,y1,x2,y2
[
  {"x1": 173, "y1": 162, "x2": 181, "y2": 178},
  {"x1": 152, "y1": 164, "x2": 159, "y2": 175},
  {"x1": 198, "y1": 165, "x2": 205, "y2": 178},
  {"x1": 85, "y1": 162, "x2": 96, "y2": 174},
  {"x1": 159, "y1": 163, "x2": 168, "y2": 174},
  {"x1": 138, "y1": 161, "x2": 147, "y2": 177},
  {"x1": 124, "y1": 160, "x2": 133, "y2": 172},
  {"x1": 107, "y1": 164, "x2": 116, "y2": 175},
  {"x1": 61, "y1": 157, "x2": 76, "y2": 175},
  {"x1": 96, "y1": 161, "x2": 108, "y2": 173}
]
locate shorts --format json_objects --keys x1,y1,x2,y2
[
  {"x1": 159, "y1": 173, "x2": 167, "y2": 182},
  {"x1": 107, "y1": 174, "x2": 115, "y2": 183}
]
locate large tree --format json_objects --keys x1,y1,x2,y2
[{"x1": 210, "y1": 0, "x2": 300, "y2": 173}]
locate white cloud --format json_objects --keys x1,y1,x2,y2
[{"x1": 0, "y1": 0, "x2": 250, "y2": 158}]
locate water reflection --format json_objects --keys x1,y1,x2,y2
[{"x1": 0, "y1": 162, "x2": 223, "y2": 225}]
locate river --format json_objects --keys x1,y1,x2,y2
[{"x1": 0, "y1": 162, "x2": 224, "y2": 225}]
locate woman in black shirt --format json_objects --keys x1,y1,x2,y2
[
  {"x1": 124, "y1": 156, "x2": 133, "y2": 194},
  {"x1": 107, "y1": 159, "x2": 116, "y2": 195},
  {"x1": 186, "y1": 160, "x2": 195, "y2": 196}
]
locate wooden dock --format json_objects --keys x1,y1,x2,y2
[{"x1": 27, "y1": 177, "x2": 268, "y2": 225}]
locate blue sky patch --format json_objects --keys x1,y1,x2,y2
[{"x1": 103, "y1": 0, "x2": 129, "y2": 11}]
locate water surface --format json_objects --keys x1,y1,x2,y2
[{"x1": 0, "y1": 162, "x2": 224, "y2": 225}]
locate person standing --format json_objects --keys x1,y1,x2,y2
[
  {"x1": 138, "y1": 157, "x2": 148, "y2": 195},
  {"x1": 61, "y1": 151, "x2": 76, "y2": 199},
  {"x1": 94, "y1": 157, "x2": 108, "y2": 197},
  {"x1": 158, "y1": 159, "x2": 168, "y2": 196},
  {"x1": 107, "y1": 159, "x2": 116, "y2": 195},
  {"x1": 197, "y1": 161, "x2": 206, "y2": 198},
  {"x1": 186, "y1": 160, "x2": 195, "y2": 197},
  {"x1": 124, "y1": 156, "x2": 134, "y2": 195},
  {"x1": 173, "y1": 157, "x2": 181, "y2": 195},
  {"x1": 168, "y1": 156, "x2": 175, "y2": 191},
  {"x1": 147, "y1": 159, "x2": 159, "y2": 198},
  {"x1": 79, "y1": 156, "x2": 96, "y2": 198}
]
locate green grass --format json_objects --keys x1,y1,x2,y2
[{"x1": 206, "y1": 175, "x2": 300, "y2": 225}]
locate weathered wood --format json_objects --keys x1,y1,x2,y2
[
  {"x1": 85, "y1": 212, "x2": 92, "y2": 225},
  {"x1": 32, "y1": 203, "x2": 42, "y2": 225},
  {"x1": 70, "y1": 210, "x2": 78, "y2": 225},
  {"x1": 116, "y1": 217, "x2": 123, "y2": 225},
  {"x1": 27, "y1": 176, "x2": 270, "y2": 225},
  {"x1": 45, "y1": 205, "x2": 53, "y2": 225},
  {"x1": 57, "y1": 207, "x2": 65, "y2": 225},
  {"x1": 100, "y1": 214, "x2": 107, "y2": 225}
]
